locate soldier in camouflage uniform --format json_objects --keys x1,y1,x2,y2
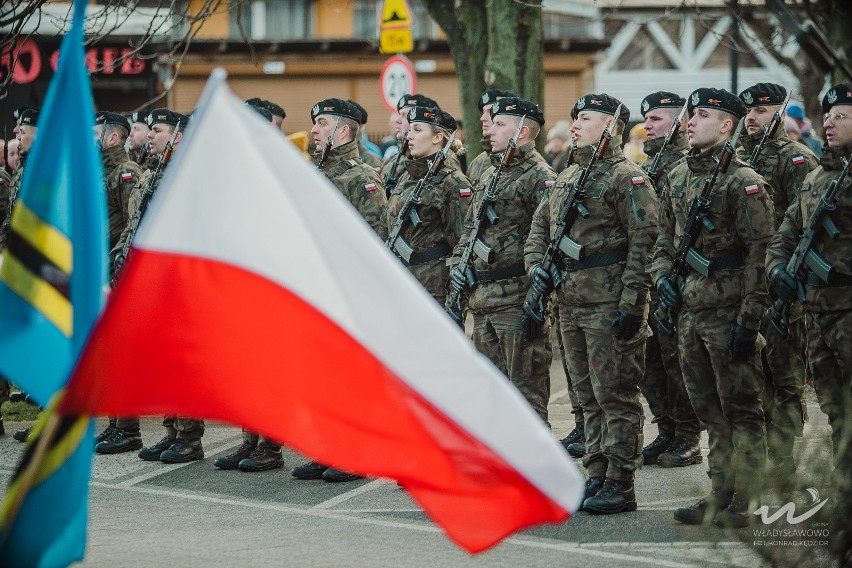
[
  {"x1": 450, "y1": 97, "x2": 554, "y2": 423},
  {"x1": 737, "y1": 83, "x2": 819, "y2": 487},
  {"x1": 245, "y1": 97, "x2": 286, "y2": 131},
  {"x1": 0, "y1": 141, "x2": 11, "y2": 235},
  {"x1": 127, "y1": 110, "x2": 153, "y2": 168},
  {"x1": 90, "y1": 111, "x2": 144, "y2": 454},
  {"x1": 637, "y1": 92, "x2": 703, "y2": 468},
  {"x1": 387, "y1": 106, "x2": 470, "y2": 307},
  {"x1": 466, "y1": 89, "x2": 517, "y2": 184},
  {"x1": 111, "y1": 109, "x2": 208, "y2": 464},
  {"x1": 0, "y1": 108, "x2": 38, "y2": 252},
  {"x1": 291, "y1": 98, "x2": 388, "y2": 483},
  {"x1": 653, "y1": 88, "x2": 774, "y2": 528},
  {"x1": 766, "y1": 84, "x2": 852, "y2": 560},
  {"x1": 380, "y1": 94, "x2": 438, "y2": 198},
  {"x1": 347, "y1": 100, "x2": 384, "y2": 171},
  {"x1": 526, "y1": 93, "x2": 658, "y2": 514}
]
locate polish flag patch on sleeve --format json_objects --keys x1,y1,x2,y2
[
  {"x1": 545, "y1": 180, "x2": 554, "y2": 188},
  {"x1": 364, "y1": 183, "x2": 377, "y2": 192},
  {"x1": 121, "y1": 171, "x2": 134, "y2": 182},
  {"x1": 792, "y1": 155, "x2": 806, "y2": 166},
  {"x1": 631, "y1": 176, "x2": 645, "y2": 185},
  {"x1": 459, "y1": 187, "x2": 472, "y2": 197},
  {"x1": 744, "y1": 183, "x2": 760, "y2": 195}
]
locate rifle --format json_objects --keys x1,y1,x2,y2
[
  {"x1": 519, "y1": 104, "x2": 623, "y2": 336},
  {"x1": 113, "y1": 121, "x2": 181, "y2": 278},
  {"x1": 768, "y1": 154, "x2": 851, "y2": 336},
  {"x1": 317, "y1": 117, "x2": 341, "y2": 169},
  {"x1": 383, "y1": 138, "x2": 408, "y2": 197},
  {"x1": 138, "y1": 141, "x2": 150, "y2": 166},
  {"x1": 747, "y1": 90, "x2": 791, "y2": 167},
  {"x1": 386, "y1": 130, "x2": 457, "y2": 263},
  {"x1": 645, "y1": 101, "x2": 688, "y2": 188},
  {"x1": 445, "y1": 116, "x2": 525, "y2": 324},
  {"x1": 654, "y1": 117, "x2": 745, "y2": 335}
]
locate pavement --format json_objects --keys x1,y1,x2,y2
[{"x1": 0, "y1": 355, "x2": 840, "y2": 567}]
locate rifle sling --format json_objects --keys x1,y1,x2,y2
[
  {"x1": 474, "y1": 264, "x2": 525, "y2": 284},
  {"x1": 807, "y1": 271, "x2": 852, "y2": 288},
  {"x1": 559, "y1": 248, "x2": 627, "y2": 271}
]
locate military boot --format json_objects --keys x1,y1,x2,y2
[
  {"x1": 138, "y1": 435, "x2": 177, "y2": 461},
  {"x1": 238, "y1": 446, "x2": 284, "y2": 472},
  {"x1": 291, "y1": 460, "x2": 330, "y2": 480},
  {"x1": 582, "y1": 476, "x2": 606, "y2": 507},
  {"x1": 713, "y1": 492, "x2": 755, "y2": 528},
  {"x1": 0, "y1": 418, "x2": 4, "y2": 436},
  {"x1": 95, "y1": 419, "x2": 117, "y2": 444},
  {"x1": 657, "y1": 437, "x2": 703, "y2": 468},
  {"x1": 566, "y1": 442, "x2": 586, "y2": 458},
  {"x1": 95, "y1": 428, "x2": 143, "y2": 454},
  {"x1": 13, "y1": 427, "x2": 31, "y2": 443},
  {"x1": 214, "y1": 441, "x2": 258, "y2": 470},
  {"x1": 160, "y1": 438, "x2": 204, "y2": 463},
  {"x1": 559, "y1": 424, "x2": 585, "y2": 451},
  {"x1": 642, "y1": 432, "x2": 674, "y2": 465},
  {"x1": 674, "y1": 489, "x2": 733, "y2": 525},
  {"x1": 322, "y1": 467, "x2": 364, "y2": 482},
  {"x1": 582, "y1": 478, "x2": 637, "y2": 514}
]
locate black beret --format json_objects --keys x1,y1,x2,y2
[
  {"x1": 130, "y1": 110, "x2": 150, "y2": 125},
  {"x1": 641, "y1": 91, "x2": 685, "y2": 117},
  {"x1": 95, "y1": 111, "x2": 130, "y2": 130},
  {"x1": 13, "y1": 106, "x2": 34, "y2": 122},
  {"x1": 247, "y1": 104, "x2": 273, "y2": 122},
  {"x1": 310, "y1": 98, "x2": 361, "y2": 123},
  {"x1": 571, "y1": 93, "x2": 630, "y2": 124},
  {"x1": 687, "y1": 88, "x2": 746, "y2": 119},
  {"x1": 739, "y1": 83, "x2": 786, "y2": 107},
  {"x1": 19, "y1": 108, "x2": 39, "y2": 127},
  {"x1": 396, "y1": 93, "x2": 438, "y2": 112},
  {"x1": 246, "y1": 98, "x2": 285, "y2": 119},
  {"x1": 490, "y1": 97, "x2": 545, "y2": 126},
  {"x1": 347, "y1": 100, "x2": 369, "y2": 125},
  {"x1": 478, "y1": 89, "x2": 518, "y2": 111},
  {"x1": 147, "y1": 108, "x2": 190, "y2": 128},
  {"x1": 822, "y1": 84, "x2": 852, "y2": 113},
  {"x1": 407, "y1": 106, "x2": 456, "y2": 132}
]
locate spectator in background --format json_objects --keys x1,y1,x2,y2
[
  {"x1": 623, "y1": 123, "x2": 648, "y2": 164},
  {"x1": 783, "y1": 115, "x2": 802, "y2": 142},
  {"x1": 545, "y1": 120, "x2": 571, "y2": 169},
  {"x1": 786, "y1": 103, "x2": 822, "y2": 157}
]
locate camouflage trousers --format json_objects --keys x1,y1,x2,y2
[
  {"x1": 642, "y1": 302, "x2": 701, "y2": 442},
  {"x1": 558, "y1": 302, "x2": 647, "y2": 481},
  {"x1": 677, "y1": 306, "x2": 766, "y2": 495},
  {"x1": 761, "y1": 308, "x2": 807, "y2": 462},
  {"x1": 163, "y1": 416, "x2": 205, "y2": 440},
  {"x1": 115, "y1": 416, "x2": 140, "y2": 431},
  {"x1": 0, "y1": 377, "x2": 9, "y2": 406},
  {"x1": 805, "y1": 310, "x2": 852, "y2": 497},
  {"x1": 471, "y1": 303, "x2": 552, "y2": 424},
  {"x1": 409, "y1": 256, "x2": 449, "y2": 306},
  {"x1": 552, "y1": 303, "x2": 583, "y2": 426},
  {"x1": 242, "y1": 430, "x2": 281, "y2": 451}
]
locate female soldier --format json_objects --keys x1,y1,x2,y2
[{"x1": 386, "y1": 106, "x2": 471, "y2": 305}]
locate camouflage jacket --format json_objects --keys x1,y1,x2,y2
[
  {"x1": 387, "y1": 152, "x2": 471, "y2": 298},
  {"x1": 315, "y1": 140, "x2": 388, "y2": 240},
  {"x1": 111, "y1": 167, "x2": 161, "y2": 267},
  {"x1": 358, "y1": 138, "x2": 383, "y2": 171},
  {"x1": 0, "y1": 163, "x2": 25, "y2": 250},
  {"x1": 766, "y1": 144, "x2": 852, "y2": 312},
  {"x1": 456, "y1": 142, "x2": 555, "y2": 311},
  {"x1": 102, "y1": 145, "x2": 143, "y2": 250},
  {"x1": 641, "y1": 131, "x2": 689, "y2": 192},
  {"x1": 651, "y1": 141, "x2": 775, "y2": 329},
  {"x1": 466, "y1": 136, "x2": 493, "y2": 183},
  {"x1": 526, "y1": 144, "x2": 658, "y2": 317},
  {"x1": 380, "y1": 146, "x2": 408, "y2": 196},
  {"x1": 0, "y1": 167, "x2": 11, "y2": 229},
  {"x1": 736, "y1": 129, "x2": 819, "y2": 229}
]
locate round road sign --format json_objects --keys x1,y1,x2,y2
[{"x1": 379, "y1": 55, "x2": 417, "y2": 112}]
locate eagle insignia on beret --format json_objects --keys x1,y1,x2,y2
[
  {"x1": 827, "y1": 90, "x2": 838, "y2": 105},
  {"x1": 691, "y1": 92, "x2": 700, "y2": 106},
  {"x1": 742, "y1": 91, "x2": 753, "y2": 105},
  {"x1": 641, "y1": 100, "x2": 649, "y2": 113},
  {"x1": 312, "y1": 104, "x2": 320, "y2": 115},
  {"x1": 408, "y1": 108, "x2": 416, "y2": 120},
  {"x1": 576, "y1": 97, "x2": 586, "y2": 110},
  {"x1": 481, "y1": 93, "x2": 488, "y2": 105}
]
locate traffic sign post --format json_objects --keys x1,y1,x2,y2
[
  {"x1": 379, "y1": 55, "x2": 416, "y2": 112},
  {"x1": 378, "y1": 0, "x2": 413, "y2": 55}
]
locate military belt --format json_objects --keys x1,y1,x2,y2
[
  {"x1": 407, "y1": 242, "x2": 451, "y2": 267},
  {"x1": 807, "y1": 271, "x2": 852, "y2": 288},
  {"x1": 474, "y1": 264, "x2": 526, "y2": 284},
  {"x1": 706, "y1": 251, "x2": 744, "y2": 272},
  {"x1": 560, "y1": 248, "x2": 627, "y2": 271}
]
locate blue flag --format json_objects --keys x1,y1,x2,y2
[{"x1": 0, "y1": 0, "x2": 106, "y2": 565}]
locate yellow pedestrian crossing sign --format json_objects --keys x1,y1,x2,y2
[{"x1": 380, "y1": 0, "x2": 412, "y2": 30}]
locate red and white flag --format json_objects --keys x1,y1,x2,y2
[{"x1": 62, "y1": 69, "x2": 583, "y2": 553}]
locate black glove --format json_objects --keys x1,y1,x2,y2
[
  {"x1": 611, "y1": 309, "x2": 643, "y2": 340},
  {"x1": 728, "y1": 324, "x2": 758, "y2": 363},
  {"x1": 449, "y1": 266, "x2": 468, "y2": 295},
  {"x1": 656, "y1": 275, "x2": 682, "y2": 312},
  {"x1": 530, "y1": 264, "x2": 552, "y2": 296},
  {"x1": 769, "y1": 264, "x2": 798, "y2": 303}
]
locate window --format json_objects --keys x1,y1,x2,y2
[{"x1": 230, "y1": 0, "x2": 312, "y2": 40}]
